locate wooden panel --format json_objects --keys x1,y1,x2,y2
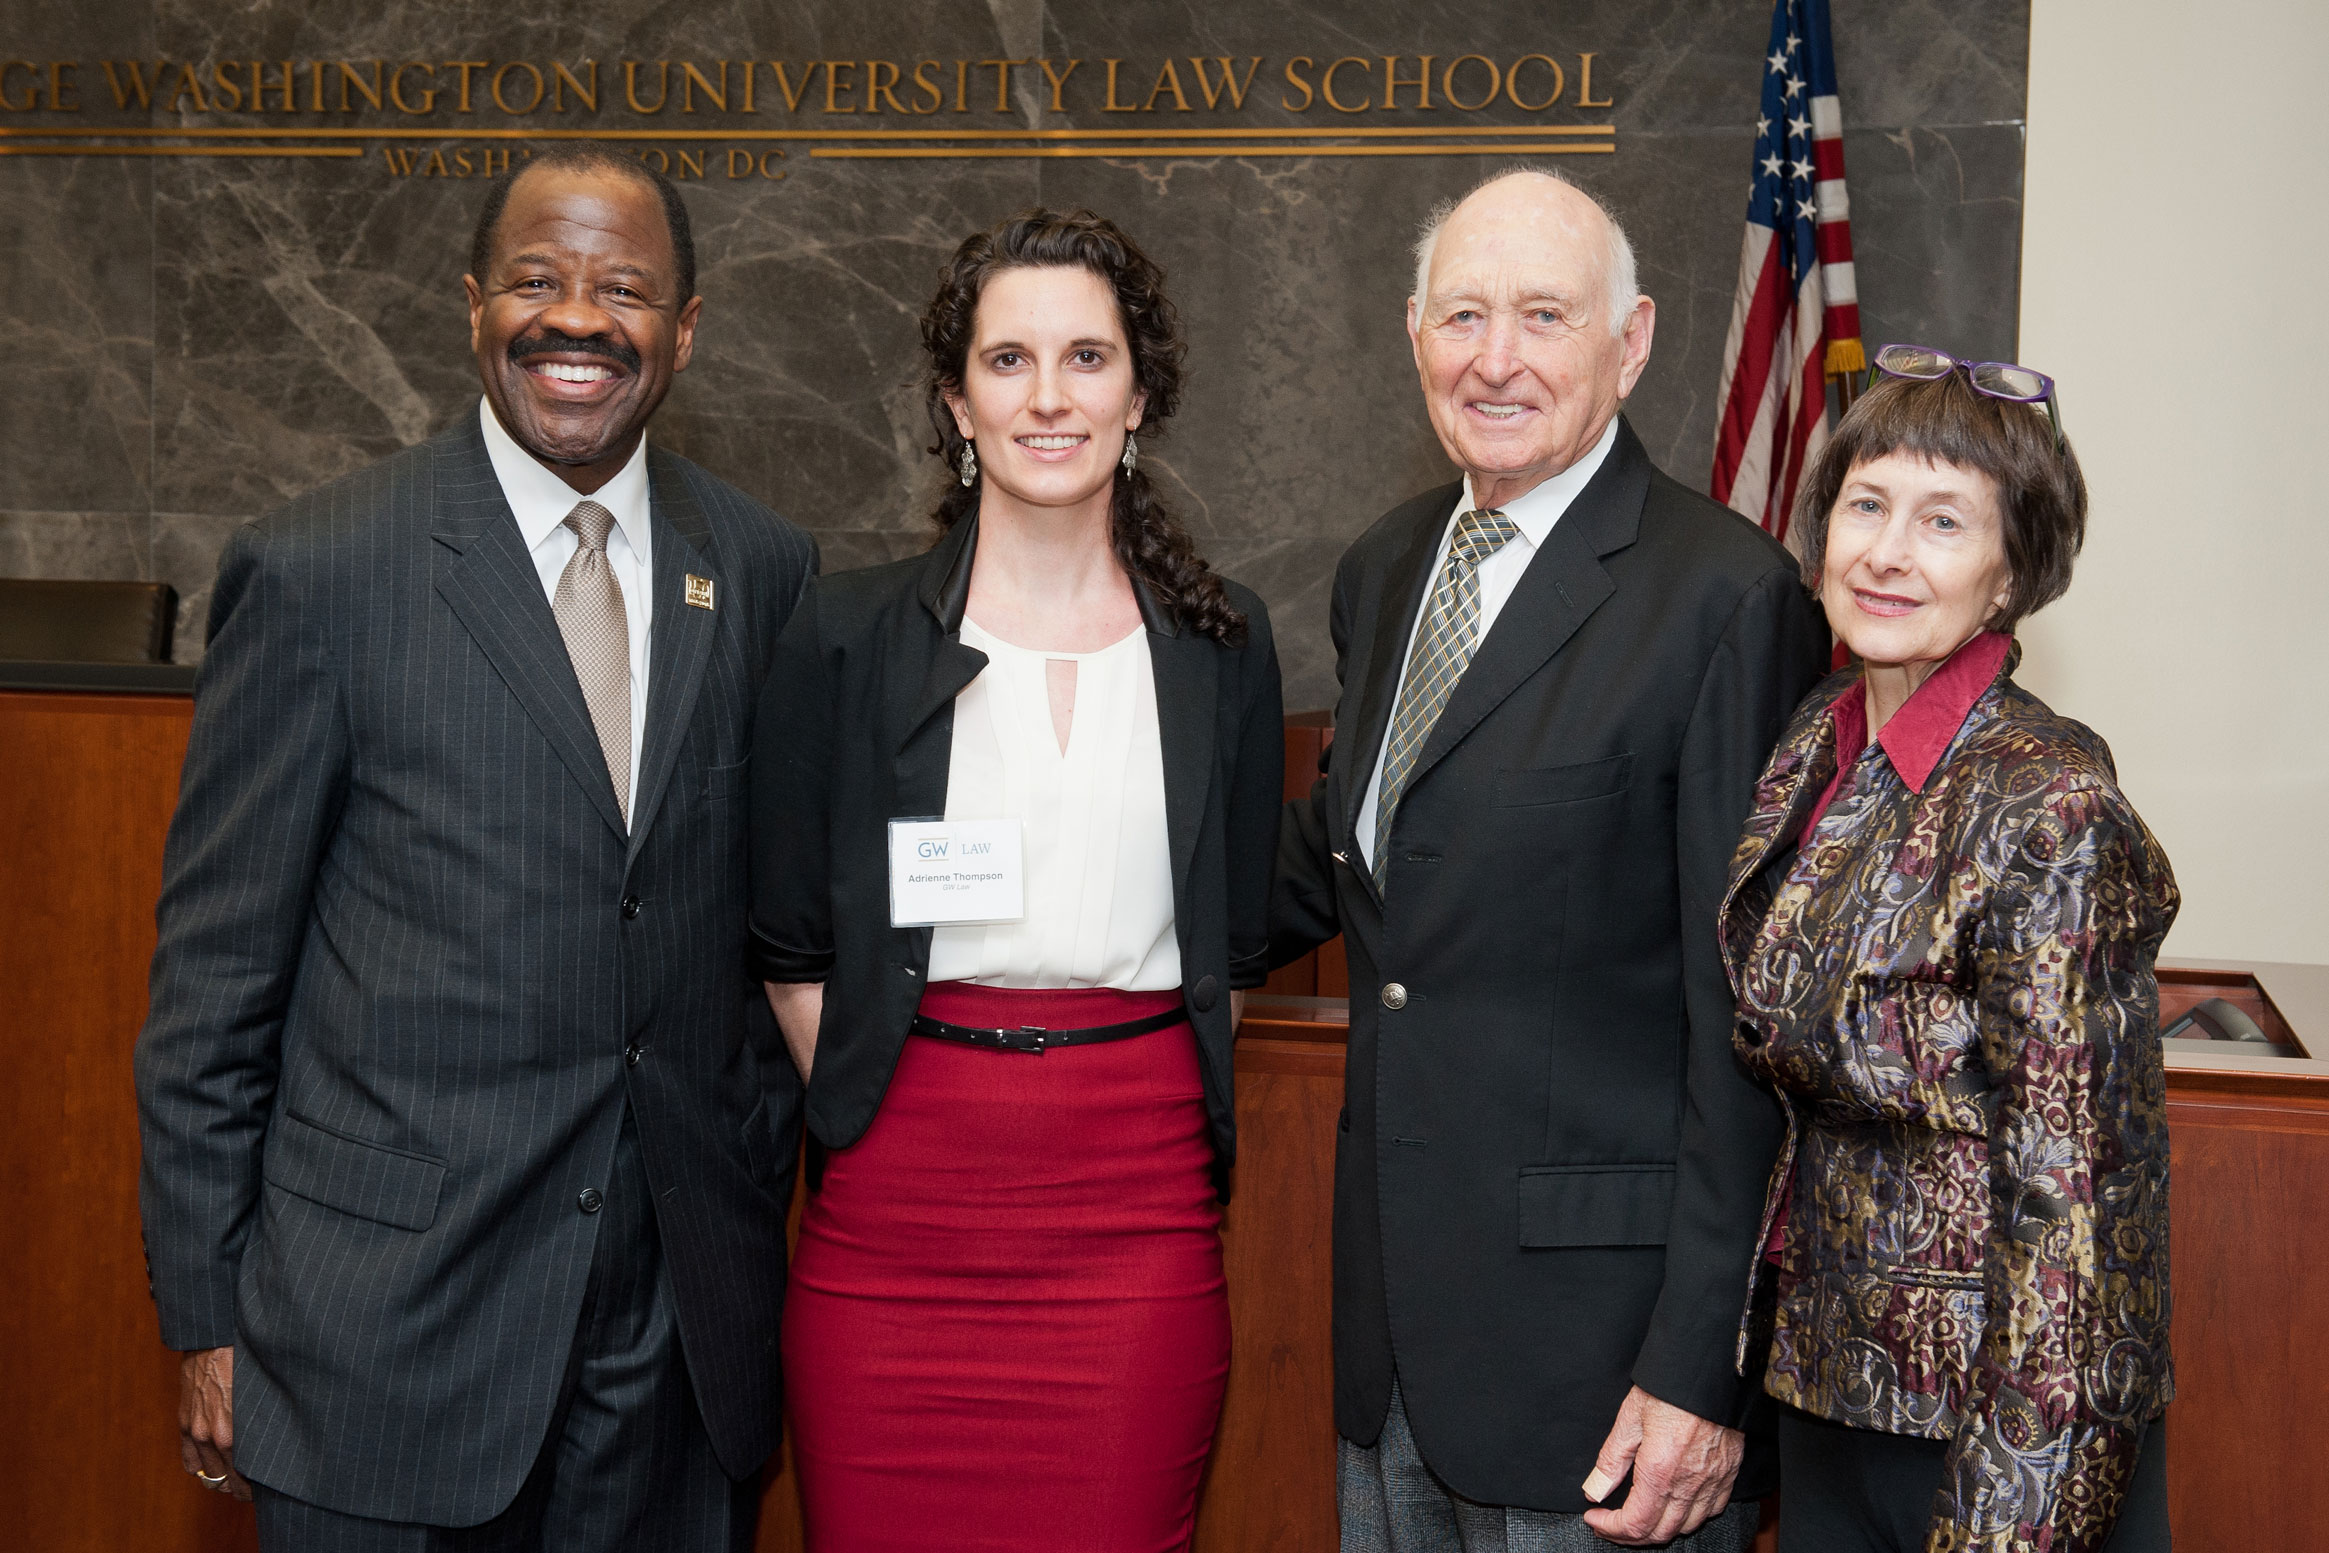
[
  {"x1": 1195, "y1": 1035, "x2": 1345, "y2": 1553},
  {"x1": 2162, "y1": 1074, "x2": 2329, "y2": 1550},
  {"x1": 0, "y1": 691, "x2": 256, "y2": 1552}
]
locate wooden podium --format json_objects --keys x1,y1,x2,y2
[{"x1": 7, "y1": 683, "x2": 2328, "y2": 1553}]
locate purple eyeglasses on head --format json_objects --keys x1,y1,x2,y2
[{"x1": 1869, "y1": 343, "x2": 2064, "y2": 450}]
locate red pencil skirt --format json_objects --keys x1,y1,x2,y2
[{"x1": 784, "y1": 982, "x2": 1230, "y2": 1553}]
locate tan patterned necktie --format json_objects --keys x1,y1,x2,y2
[
  {"x1": 553, "y1": 499, "x2": 631, "y2": 827},
  {"x1": 1373, "y1": 508, "x2": 1521, "y2": 888}
]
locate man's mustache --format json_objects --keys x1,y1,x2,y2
[{"x1": 507, "y1": 329, "x2": 641, "y2": 374}]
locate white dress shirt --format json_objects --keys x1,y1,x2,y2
[
  {"x1": 1354, "y1": 417, "x2": 1619, "y2": 869},
  {"x1": 478, "y1": 398, "x2": 654, "y2": 818},
  {"x1": 926, "y1": 618, "x2": 1182, "y2": 991}
]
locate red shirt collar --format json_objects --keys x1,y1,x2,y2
[{"x1": 1832, "y1": 630, "x2": 2013, "y2": 793}]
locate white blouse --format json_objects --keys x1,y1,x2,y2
[{"x1": 926, "y1": 618, "x2": 1181, "y2": 991}]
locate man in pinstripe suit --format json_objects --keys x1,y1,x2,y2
[{"x1": 134, "y1": 146, "x2": 815, "y2": 1551}]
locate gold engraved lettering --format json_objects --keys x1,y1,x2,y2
[
  {"x1": 1038, "y1": 58, "x2": 1080, "y2": 113},
  {"x1": 390, "y1": 62, "x2": 437, "y2": 115},
  {"x1": 1142, "y1": 59, "x2": 1189, "y2": 112},
  {"x1": 1321, "y1": 56, "x2": 1371, "y2": 113},
  {"x1": 1187, "y1": 57, "x2": 1260, "y2": 110},
  {"x1": 1382, "y1": 54, "x2": 1433, "y2": 109},
  {"x1": 0, "y1": 61, "x2": 38, "y2": 111},
  {"x1": 978, "y1": 58, "x2": 1024, "y2": 112},
  {"x1": 551, "y1": 61, "x2": 597, "y2": 112},
  {"x1": 1577, "y1": 53, "x2": 1612, "y2": 109},
  {"x1": 1440, "y1": 55, "x2": 1499, "y2": 111},
  {"x1": 1280, "y1": 56, "x2": 1315, "y2": 112},
  {"x1": 866, "y1": 60, "x2": 906, "y2": 113},
  {"x1": 766, "y1": 61, "x2": 817, "y2": 113},
  {"x1": 824, "y1": 60, "x2": 857, "y2": 112},
  {"x1": 336, "y1": 61, "x2": 382, "y2": 114},
  {"x1": 911, "y1": 60, "x2": 944, "y2": 113},
  {"x1": 443, "y1": 61, "x2": 487, "y2": 112},
  {"x1": 1103, "y1": 59, "x2": 1135, "y2": 112},
  {"x1": 254, "y1": 60, "x2": 296, "y2": 112},
  {"x1": 680, "y1": 61, "x2": 727, "y2": 112},
  {"x1": 739, "y1": 59, "x2": 755, "y2": 113},
  {"x1": 100, "y1": 60, "x2": 162, "y2": 109},
  {"x1": 493, "y1": 61, "x2": 544, "y2": 114},
  {"x1": 1505, "y1": 54, "x2": 1563, "y2": 111},
  {"x1": 483, "y1": 146, "x2": 511, "y2": 176},
  {"x1": 954, "y1": 59, "x2": 967, "y2": 113},
  {"x1": 207, "y1": 62, "x2": 242, "y2": 111},
  {"x1": 50, "y1": 60, "x2": 80, "y2": 111},
  {"x1": 674, "y1": 148, "x2": 705, "y2": 179},
  {"x1": 624, "y1": 61, "x2": 669, "y2": 114},
  {"x1": 163, "y1": 61, "x2": 213, "y2": 113}
]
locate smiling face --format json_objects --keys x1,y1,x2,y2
[
  {"x1": 944, "y1": 264, "x2": 1144, "y2": 520},
  {"x1": 464, "y1": 166, "x2": 700, "y2": 493},
  {"x1": 1819, "y1": 450, "x2": 2015, "y2": 671},
  {"x1": 1409, "y1": 175, "x2": 1654, "y2": 508}
]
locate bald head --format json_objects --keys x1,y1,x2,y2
[
  {"x1": 1411, "y1": 169, "x2": 1637, "y2": 337},
  {"x1": 1404, "y1": 167, "x2": 1656, "y2": 507}
]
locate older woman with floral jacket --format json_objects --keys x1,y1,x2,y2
[{"x1": 1722, "y1": 351, "x2": 2177, "y2": 1553}]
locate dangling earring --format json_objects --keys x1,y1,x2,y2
[
  {"x1": 1121, "y1": 431, "x2": 1138, "y2": 475},
  {"x1": 958, "y1": 441, "x2": 978, "y2": 487}
]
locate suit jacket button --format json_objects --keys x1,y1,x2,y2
[
  {"x1": 624, "y1": 1043, "x2": 643, "y2": 1067},
  {"x1": 1191, "y1": 975, "x2": 1219, "y2": 1012},
  {"x1": 1381, "y1": 982, "x2": 1408, "y2": 1010},
  {"x1": 578, "y1": 1188, "x2": 604, "y2": 1214},
  {"x1": 620, "y1": 896, "x2": 642, "y2": 920}
]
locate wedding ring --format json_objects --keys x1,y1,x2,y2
[{"x1": 196, "y1": 1469, "x2": 227, "y2": 1485}]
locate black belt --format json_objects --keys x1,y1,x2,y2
[{"x1": 910, "y1": 1005, "x2": 1186, "y2": 1054}]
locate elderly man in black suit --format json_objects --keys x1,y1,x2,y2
[
  {"x1": 1273, "y1": 168, "x2": 1829, "y2": 1551},
  {"x1": 134, "y1": 145, "x2": 814, "y2": 1551}
]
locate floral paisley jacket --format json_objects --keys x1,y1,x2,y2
[{"x1": 1720, "y1": 637, "x2": 2178, "y2": 1553}]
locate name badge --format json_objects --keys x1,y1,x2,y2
[{"x1": 887, "y1": 818, "x2": 1025, "y2": 928}]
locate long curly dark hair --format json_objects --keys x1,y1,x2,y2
[{"x1": 919, "y1": 208, "x2": 1245, "y2": 644}]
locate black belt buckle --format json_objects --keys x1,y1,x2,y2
[{"x1": 1002, "y1": 1023, "x2": 1052, "y2": 1054}]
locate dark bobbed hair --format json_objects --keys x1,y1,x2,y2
[
  {"x1": 1791, "y1": 369, "x2": 2087, "y2": 634},
  {"x1": 468, "y1": 143, "x2": 697, "y2": 304},
  {"x1": 919, "y1": 207, "x2": 1245, "y2": 645}
]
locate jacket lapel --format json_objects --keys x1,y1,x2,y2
[
  {"x1": 1399, "y1": 419, "x2": 1650, "y2": 796},
  {"x1": 1340, "y1": 484, "x2": 1460, "y2": 842},
  {"x1": 430, "y1": 418, "x2": 628, "y2": 844},
  {"x1": 894, "y1": 515, "x2": 987, "y2": 816},
  {"x1": 626, "y1": 451, "x2": 720, "y2": 862},
  {"x1": 1717, "y1": 681, "x2": 1849, "y2": 971},
  {"x1": 1140, "y1": 582, "x2": 1214, "y2": 912}
]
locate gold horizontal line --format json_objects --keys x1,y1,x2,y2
[
  {"x1": 0, "y1": 123, "x2": 1615, "y2": 144},
  {"x1": 812, "y1": 143, "x2": 1614, "y2": 160},
  {"x1": 0, "y1": 144, "x2": 363, "y2": 158}
]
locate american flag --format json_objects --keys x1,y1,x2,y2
[{"x1": 1710, "y1": 0, "x2": 1861, "y2": 541}]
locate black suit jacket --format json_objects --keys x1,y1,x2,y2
[
  {"x1": 1272, "y1": 418, "x2": 1828, "y2": 1511},
  {"x1": 747, "y1": 514, "x2": 1282, "y2": 1163},
  {"x1": 134, "y1": 415, "x2": 816, "y2": 1525}
]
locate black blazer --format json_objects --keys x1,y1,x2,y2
[
  {"x1": 748, "y1": 514, "x2": 1282, "y2": 1163},
  {"x1": 134, "y1": 416, "x2": 816, "y2": 1525},
  {"x1": 1272, "y1": 418, "x2": 1829, "y2": 1511}
]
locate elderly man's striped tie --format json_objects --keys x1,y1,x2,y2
[{"x1": 1373, "y1": 508, "x2": 1521, "y2": 889}]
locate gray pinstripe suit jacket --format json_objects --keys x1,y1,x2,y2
[{"x1": 133, "y1": 414, "x2": 816, "y2": 1525}]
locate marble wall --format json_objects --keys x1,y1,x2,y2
[{"x1": 0, "y1": 0, "x2": 2028, "y2": 705}]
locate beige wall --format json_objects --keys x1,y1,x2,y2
[{"x1": 2015, "y1": 0, "x2": 2329, "y2": 961}]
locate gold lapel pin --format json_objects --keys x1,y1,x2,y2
[{"x1": 684, "y1": 574, "x2": 715, "y2": 611}]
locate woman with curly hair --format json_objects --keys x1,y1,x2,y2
[
  {"x1": 1721, "y1": 349, "x2": 2176, "y2": 1552},
  {"x1": 747, "y1": 208, "x2": 1282, "y2": 1550}
]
